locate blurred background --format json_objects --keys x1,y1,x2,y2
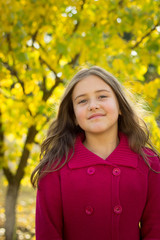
[{"x1": 0, "y1": 0, "x2": 160, "y2": 239}]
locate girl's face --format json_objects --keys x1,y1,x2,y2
[{"x1": 72, "y1": 75, "x2": 121, "y2": 138}]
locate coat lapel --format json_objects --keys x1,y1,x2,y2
[{"x1": 68, "y1": 133, "x2": 138, "y2": 169}]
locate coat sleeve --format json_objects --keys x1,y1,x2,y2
[
  {"x1": 140, "y1": 155, "x2": 160, "y2": 240},
  {"x1": 36, "y1": 170, "x2": 63, "y2": 240}
]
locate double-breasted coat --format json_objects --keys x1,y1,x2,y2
[{"x1": 36, "y1": 133, "x2": 160, "y2": 240}]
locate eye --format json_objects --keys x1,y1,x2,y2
[
  {"x1": 78, "y1": 99, "x2": 87, "y2": 104},
  {"x1": 99, "y1": 95, "x2": 107, "y2": 99}
]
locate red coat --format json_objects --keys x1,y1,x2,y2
[{"x1": 36, "y1": 133, "x2": 160, "y2": 240}]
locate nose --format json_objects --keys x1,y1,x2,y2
[{"x1": 88, "y1": 100, "x2": 99, "y2": 111}]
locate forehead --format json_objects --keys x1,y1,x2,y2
[{"x1": 72, "y1": 75, "x2": 113, "y2": 97}]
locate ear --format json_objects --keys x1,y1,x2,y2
[{"x1": 119, "y1": 109, "x2": 122, "y2": 115}]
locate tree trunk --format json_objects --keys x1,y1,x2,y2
[
  {"x1": 5, "y1": 182, "x2": 20, "y2": 240},
  {"x1": 3, "y1": 125, "x2": 38, "y2": 240}
]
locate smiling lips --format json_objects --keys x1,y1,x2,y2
[{"x1": 88, "y1": 113, "x2": 105, "y2": 120}]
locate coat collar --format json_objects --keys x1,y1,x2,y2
[{"x1": 68, "y1": 132, "x2": 138, "y2": 169}]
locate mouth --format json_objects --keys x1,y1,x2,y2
[{"x1": 88, "y1": 114, "x2": 105, "y2": 120}]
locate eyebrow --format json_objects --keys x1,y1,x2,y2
[{"x1": 74, "y1": 89, "x2": 110, "y2": 101}]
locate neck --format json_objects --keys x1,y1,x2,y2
[{"x1": 83, "y1": 131, "x2": 119, "y2": 160}]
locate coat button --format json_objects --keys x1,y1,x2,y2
[
  {"x1": 87, "y1": 167, "x2": 96, "y2": 175},
  {"x1": 114, "y1": 205, "x2": 122, "y2": 214},
  {"x1": 85, "y1": 206, "x2": 94, "y2": 215},
  {"x1": 112, "y1": 168, "x2": 121, "y2": 176}
]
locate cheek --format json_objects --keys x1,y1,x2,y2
[
  {"x1": 74, "y1": 107, "x2": 85, "y2": 123},
  {"x1": 103, "y1": 100, "x2": 116, "y2": 109},
  {"x1": 104, "y1": 101, "x2": 120, "y2": 115}
]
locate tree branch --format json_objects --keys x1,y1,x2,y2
[
  {"x1": 3, "y1": 167, "x2": 14, "y2": 184},
  {"x1": 131, "y1": 21, "x2": 160, "y2": 49},
  {"x1": 1, "y1": 88, "x2": 34, "y2": 117},
  {"x1": 15, "y1": 125, "x2": 38, "y2": 184},
  {"x1": 40, "y1": 75, "x2": 47, "y2": 97},
  {"x1": 1, "y1": 61, "x2": 25, "y2": 94},
  {"x1": 80, "y1": 0, "x2": 86, "y2": 10},
  {"x1": 5, "y1": 33, "x2": 12, "y2": 52},
  {"x1": 39, "y1": 56, "x2": 60, "y2": 80},
  {"x1": 0, "y1": 107, "x2": 14, "y2": 184},
  {"x1": 39, "y1": 56, "x2": 63, "y2": 101},
  {"x1": 32, "y1": 29, "x2": 39, "y2": 45},
  {"x1": 68, "y1": 53, "x2": 80, "y2": 68}
]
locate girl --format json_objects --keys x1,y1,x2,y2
[{"x1": 31, "y1": 66, "x2": 160, "y2": 240}]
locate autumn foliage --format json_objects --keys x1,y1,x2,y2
[{"x1": 0, "y1": 0, "x2": 160, "y2": 239}]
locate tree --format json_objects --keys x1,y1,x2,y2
[{"x1": 0, "y1": 0, "x2": 160, "y2": 239}]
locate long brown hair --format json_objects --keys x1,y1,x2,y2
[{"x1": 31, "y1": 66, "x2": 159, "y2": 187}]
